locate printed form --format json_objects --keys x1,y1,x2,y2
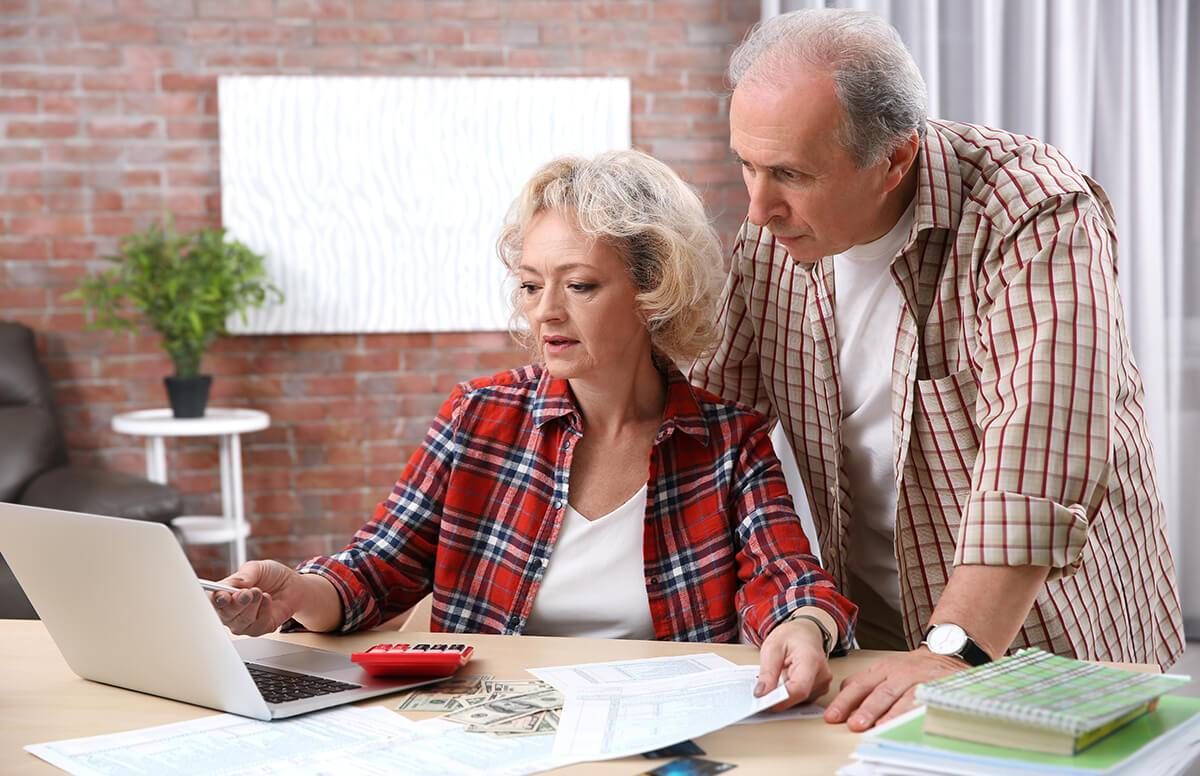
[{"x1": 535, "y1": 658, "x2": 789, "y2": 761}]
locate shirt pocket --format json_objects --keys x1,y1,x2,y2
[{"x1": 908, "y1": 366, "x2": 980, "y2": 520}]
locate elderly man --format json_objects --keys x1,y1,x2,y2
[{"x1": 694, "y1": 8, "x2": 1184, "y2": 731}]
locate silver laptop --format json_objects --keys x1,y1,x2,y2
[{"x1": 0, "y1": 502, "x2": 444, "y2": 720}]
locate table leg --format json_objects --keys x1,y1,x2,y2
[
  {"x1": 218, "y1": 433, "x2": 249, "y2": 571},
  {"x1": 144, "y1": 437, "x2": 167, "y2": 484}
]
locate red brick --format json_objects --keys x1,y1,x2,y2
[
  {"x1": 196, "y1": 0, "x2": 273, "y2": 18},
  {"x1": 93, "y1": 191, "x2": 124, "y2": 211},
  {"x1": 44, "y1": 46, "x2": 123, "y2": 67},
  {"x1": 315, "y1": 25, "x2": 392, "y2": 45},
  {"x1": 91, "y1": 215, "x2": 138, "y2": 235},
  {"x1": 352, "y1": 0, "x2": 426, "y2": 19},
  {"x1": 0, "y1": 147, "x2": 41, "y2": 165},
  {"x1": 0, "y1": 95, "x2": 37, "y2": 112},
  {"x1": 0, "y1": 47, "x2": 40, "y2": 65},
  {"x1": 0, "y1": 287, "x2": 48, "y2": 311},
  {"x1": 123, "y1": 45, "x2": 177, "y2": 69},
  {"x1": 79, "y1": 22, "x2": 158, "y2": 44},
  {"x1": 181, "y1": 22, "x2": 236, "y2": 43},
  {"x1": 166, "y1": 119, "x2": 218, "y2": 140},
  {"x1": 651, "y1": 1, "x2": 721, "y2": 22},
  {"x1": 280, "y1": 47, "x2": 356, "y2": 68},
  {"x1": 9, "y1": 215, "x2": 85, "y2": 236},
  {"x1": 583, "y1": 47, "x2": 648, "y2": 70},
  {"x1": 46, "y1": 190, "x2": 86, "y2": 210},
  {"x1": 433, "y1": 48, "x2": 505, "y2": 68},
  {"x1": 44, "y1": 144, "x2": 123, "y2": 164},
  {"x1": 1, "y1": 71, "x2": 75, "y2": 90},
  {"x1": 42, "y1": 94, "x2": 122, "y2": 115},
  {"x1": 237, "y1": 22, "x2": 314, "y2": 45},
  {"x1": 358, "y1": 47, "x2": 423, "y2": 68},
  {"x1": 505, "y1": 1, "x2": 575, "y2": 19},
  {"x1": 6, "y1": 120, "x2": 78, "y2": 139},
  {"x1": 161, "y1": 71, "x2": 218, "y2": 91},
  {"x1": 51, "y1": 239, "x2": 97, "y2": 259},
  {"x1": 651, "y1": 94, "x2": 724, "y2": 116},
  {"x1": 580, "y1": 1, "x2": 648, "y2": 21},
  {"x1": 87, "y1": 118, "x2": 159, "y2": 139},
  {"x1": 122, "y1": 93, "x2": 202, "y2": 116},
  {"x1": 116, "y1": 0, "x2": 195, "y2": 16},
  {"x1": 506, "y1": 48, "x2": 575, "y2": 68},
  {"x1": 429, "y1": 1, "x2": 500, "y2": 21},
  {"x1": 122, "y1": 169, "x2": 161, "y2": 186},
  {"x1": 81, "y1": 70, "x2": 157, "y2": 92},
  {"x1": 0, "y1": 193, "x2": 44, "y2": 211},
  {"x1": 276, "y1": 0, "x2": 352, "y2": 19}
]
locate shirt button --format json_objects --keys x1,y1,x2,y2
[
  {"x1": 553, "y1": 500, "x2": 563, "y2": 509},
  {"x1": 507, "y1": 615, "x2": 520, "y2": 630}
]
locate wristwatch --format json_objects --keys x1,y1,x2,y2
[
  {"x1": 921, "y1": 623, "x2": 992, "y2": 667},
  {"x1": 785, "y1": 610, "x2": 835, "y2": 656}
]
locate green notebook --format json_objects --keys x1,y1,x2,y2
[
  {"x1": 915, "y1": 648, "x2": 1190, "y2": 736},
  {"x1": 861, "y1": 695, "x2": 1200, "y2": 774}
]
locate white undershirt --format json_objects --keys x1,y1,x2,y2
[
  {"x1": 524, "y1": 483, "x2": 655, "y2": 639},
  {"x1": 835, "y1": 199, "x2": 916, "y2": 616}
]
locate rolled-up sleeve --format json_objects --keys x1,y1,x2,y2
[{"x1": 956, "y1": 194, "x2": 1117, "y2": 578}]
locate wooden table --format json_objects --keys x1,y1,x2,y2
[{"x1": 1, "y1": 619, "x2": 879, "y2": 775}]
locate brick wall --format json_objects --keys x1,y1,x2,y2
[{"x1": 0, "y1": 0, "x2": 756, "y2": 577}]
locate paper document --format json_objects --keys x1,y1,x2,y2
[
  {"x1": 736, "y1": 702, "x2": 825, "y2": 725},
  {"x1": 529, "y1": 652, "x2": 736, "y2": 693},
  {"x1": 552, "y1": 664, "x2": 788, "y2": 761},
  {"x1": 26, "y1": 707, "x2": 562, "y2": 776}
]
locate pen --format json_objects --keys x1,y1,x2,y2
[{"x1": 199, "y1": 579, "x2": 241, "y2": 594}]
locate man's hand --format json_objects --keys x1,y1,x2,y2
[
  {"x1": 755, "y1": 618, "x2": 833, "y2": 710},
  {"x1": 824, "y1": 647, "x2": 968, "y2": 730}
]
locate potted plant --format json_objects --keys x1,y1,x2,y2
[{"x1": 70, "y1": 219, "x2": 282, "y2": 418}]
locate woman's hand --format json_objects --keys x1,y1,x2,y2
[
  {"x1": 754, "y1": 617, "x2": 833, "y2": 710},
  {"x1": 209, "y1": 560, "x2": 311, "y2": 636}
]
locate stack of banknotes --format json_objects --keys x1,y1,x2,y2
[{"x1": 395, "y1": 675, "x2": 564, "y2": 737}]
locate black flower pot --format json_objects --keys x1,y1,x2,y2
[{"x1": 164, "y1": 375, "x2": 213, "y2": 418}]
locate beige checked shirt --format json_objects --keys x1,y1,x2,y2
[{"x1": 693, "y1": 119, "x2": 1184, "y2": 668}]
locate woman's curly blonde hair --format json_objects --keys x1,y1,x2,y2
[{"x1": 497, "y1": 149, "x2": 723, "y2": 365}]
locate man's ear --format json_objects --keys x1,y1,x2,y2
[{"x1": 882, "y1": 132, "x2": 920, "y2": 193}]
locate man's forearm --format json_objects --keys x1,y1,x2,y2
[{"x1": 928, "y1": 564, "x2": 1050, "y2": 658}]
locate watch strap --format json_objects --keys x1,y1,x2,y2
[{"x1": 786, "y1": 610, "x2": 834, "y2": 656}]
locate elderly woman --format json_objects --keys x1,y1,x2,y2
[{"x1": 211, "y1": 149, "x2": 856, "y2": 708}]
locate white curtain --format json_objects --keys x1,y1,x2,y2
[{"x1": 763, "y1": 0, "x2": 1199, "y2": 632}]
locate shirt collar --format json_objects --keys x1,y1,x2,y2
[
  {"x1": 531, "y1": 363, "x2": 711, "y2": 445},
  {"x1": 909, "y1": 120, "x2": 963, "y2": 240}
]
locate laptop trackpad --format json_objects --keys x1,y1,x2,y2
[{"x1": 258, "y1": 649, "x2": 354, "y2": 674}]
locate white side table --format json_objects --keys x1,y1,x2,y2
[{"x1": 111, "y1": 408, "x2": 271, "y2": 572}]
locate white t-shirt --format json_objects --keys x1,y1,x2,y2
[
  {"x1": 524, "y1": 484, "x2": 655, "y2": 639},
  {"x1": 835, "y1": 199, "x2": 916, "y2": 616}
]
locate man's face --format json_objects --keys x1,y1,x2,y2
[{"x1": 729, "y1": 70, "x2": 899, "y2": 263}]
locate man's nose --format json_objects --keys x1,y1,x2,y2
[{"x1": 746, "y1": 176, "x2": 785, "y2": 228}]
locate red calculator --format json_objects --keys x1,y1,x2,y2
[{"x1": 350, "y1": 643, "x2": 474, "y2": 678}]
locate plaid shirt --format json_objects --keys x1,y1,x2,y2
[
  {"x1": 693, "y1": 120, "x2": 1184, "y2": 668},
  {"x1": 294, "y1": 364, "x2": 856, "y2": 648}
]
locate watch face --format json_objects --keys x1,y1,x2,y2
[{"x1": 926, "y1": 624, "x2": 968, "y2": 655}]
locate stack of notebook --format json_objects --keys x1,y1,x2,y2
[{"x1": 842, "y1": 649, "x2": 1200, "y2": 776}]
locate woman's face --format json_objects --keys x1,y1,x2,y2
[{"x1": 517, "y1": 210, "x2": 652, "y2": 381}]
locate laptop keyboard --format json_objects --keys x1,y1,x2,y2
[{"x1": 245, "y1": 663, "x2": 361, "y2": 705}]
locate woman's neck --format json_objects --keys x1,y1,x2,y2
[{"x1": 567, "y1": 352, "x2": 666, "y2": 436}]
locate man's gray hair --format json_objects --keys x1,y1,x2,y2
[{"x1": 729, "y1": 8, "x2": 928, "y2": 167}]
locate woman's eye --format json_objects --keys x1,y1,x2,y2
[
  {"x1": 520, "y1": 283, "x2": 540, "y2": 294},
  {"x1": 568, "y1": 283, "x2": 596, "y2": 293}
]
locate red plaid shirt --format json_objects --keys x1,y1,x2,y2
[{"x1": 293, "y1": 364, "x2": 856, "y2": 647}]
